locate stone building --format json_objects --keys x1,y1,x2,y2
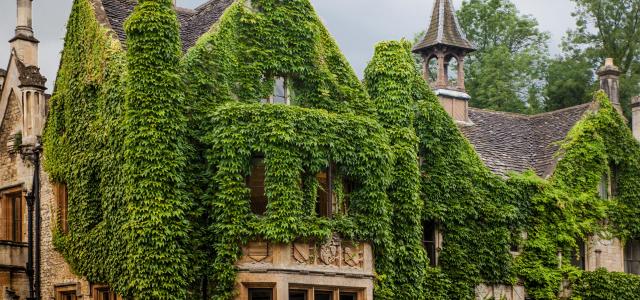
[{"x1": 1, "y1": 0, "x2": 639, "y2": 300}]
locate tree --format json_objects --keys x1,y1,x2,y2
[
  {"x1": 544, "y1": 54, "x2": 595, "y2": 111},
  {"x1": 563, "y1": 0, "x2": 640, "y2": 115},
  {"x1": 455, "y1": 0, "x2": 551, "y2": 114}
]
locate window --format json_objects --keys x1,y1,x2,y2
[
  {"x1": 55, "y1": 286, "x2": 77, "y2": 300},
  {"x1": 446, "y1": 56, "x2": 458, "y2": 86},
  {"x1": 288, "y1": 287, "x2": 362, "y2": 300},
  {"x1": 261, "y1": 77, "x2": 292, "y2": 105},
  {"x1": 571, "y1": 238, "x2": 586, "y2": 270},
  {"x1": 611, "y1": 163, "x2": 620, "y2": 198},
  {"x1": 92, "y1": 285, "x2": 122, "y2": 300},
  {"x1": 54, "y1": 183, "x2": 69, "y2": 233},
  {"x1": 423, "y1": 220, "x2": 438, "y2": 267},
  {"x1": 249, "y1": 288, "x2": 273, "y2": 300},
  {"x1": 0, "y1": 187, "x2": 23, "y2": 242},
  {"x1": 625, "y1": 239, "x2": 640, "y2": 275},
  {"x1": 598, "y1": 173, "x2": 609, "y2": 200},
  {"x1": 247, "y1": 157, "x2": 267, "y2": 215},
  {"x1": 509, "y1": 227, "x2": 520, "y2": 253},
  {"x1": 314, "y1": 291, "x2": 333, "y2": 300},
  {"x1": 316, "y1": 168, "x2": 332, "y2": 218},
  {"x1": 289, "y1": 290, "x2": 307, "y2": 300}
]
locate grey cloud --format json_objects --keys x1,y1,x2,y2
[{"x1": 0, "y1": 0, "x2": 575, "y2": 90}]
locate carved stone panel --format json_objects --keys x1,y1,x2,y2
[
  {"x1": 242, "y1": 240, "x2": 272, "y2": 264},
  {"x1": 292, "y1": 242, "x2": 314, "y2": 264},
  {"x1": 318, "y1": 235, "x2": 341, "y2": 267},
  {"x1": 342, "y1": 242, "x2": 363, "y2": 269}
]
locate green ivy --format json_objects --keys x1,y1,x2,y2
[{"x1": 43, "y1": 0, "x2": 640, "y2": 299}]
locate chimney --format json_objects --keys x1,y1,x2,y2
[
  {"x1": 597, "y1": 58, "x2": 621, "y2": 108},
  {"x1": 632, "y1": 96, "x2": 640, "y2": 141},
  {"x1": 10, "y1": 0, "x2": 39, "y2": 66}
]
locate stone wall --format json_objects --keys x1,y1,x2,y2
[
  {"x1": 39, "y1": 168, "x2": 89, "y2": 300},
  {"x1": 0, "y1": 89, "x2": 21, "y2": 186},
  {"x1": 586, "y1": 235, "x2": 624, "y2": 272}
]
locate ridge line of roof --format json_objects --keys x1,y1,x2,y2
[{"x1": 468, "y1": 102, "x2": 594, "y2": 120}]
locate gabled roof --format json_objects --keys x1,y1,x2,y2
[
  {"x1": 413, "y1": 0, "x2": 475, "y2": 53},
  {"x1": 94, "y1": 0, "x2": 234, "y2": 51},
  {"x1": 459, "y1": 103, "x2": 594, "y2": 177}
]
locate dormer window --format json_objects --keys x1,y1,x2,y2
[{"x1": 261, "y1": 77, "x2": 292, "y2": 105}]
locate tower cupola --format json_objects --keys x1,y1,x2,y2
[{"x1": 413, "y1": 0, "x2": 475, "y2": 123}]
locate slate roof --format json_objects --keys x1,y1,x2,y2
[
  {"x1": 459, "y1": 103, "x2": 594, "y2": 177},
  {"x1": 413, "y1": 0, "x2": 476, "y2": 53},
  {"x1": 96, "y1": 0, "x2": 234, "y2": 51}
]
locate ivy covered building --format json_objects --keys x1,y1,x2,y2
[{"x1": 2, "y1": 0, "x2": 640, "y2": 299}]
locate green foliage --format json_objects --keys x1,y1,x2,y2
[
  {"x1": 544, "y1": 55, "x2": 595, "y2": 111},
  {"x1": 200, "y1": 103, "x2": 394, "y2": 299},
  {"x1": 364, "y1": 40, "x2": 429, "y2": 299},
  {"x1": 572, "y1": 269, "x2": 640, "y2": 300},
  {"x1": 457, "y1": 0, "x2": 550, "y2": 114},
  {"x1": 44, "y1": 0, "x2": 640, "y2": 300},
  {"x1": 564, "y1": 0, "x2": 640, "y2": 118},
  {"x1": 122, "y1": 0, "x2": 193, "y2": 298}
]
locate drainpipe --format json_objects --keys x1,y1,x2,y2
[
  {"x1": 33, "y1": 143, "x2": 42, "y2": 300},
  {"x1": 25, "y1": 190, "x2": 35, "y2": 300},
  {"x1": 23, "y1": 142, "x2": 41, "y2": 300}
]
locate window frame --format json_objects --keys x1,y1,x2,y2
[
  {"x1": 288, "y1": 285, "x2": 365, "y2": 300},
  {"x1": 262, "y1": 77, "x2": 292, "y2": 105},
  {"x1": 243, "y1": 283, "x2": 276, "y2": 300},
  {"x1": 315, "y1": 164, "x2": 334, "y2": 218},
  {"x1": 422, "y1": 220, "x2": 439, "y2": 267},
  {"x1": 625, "y1": 239, "x2": 640, "y2": 275},
  {"x1": 91, "y1": 284, "x2": 122, "y2": 300},
  {"x1": 54, "y1": 183, "x2": 69, "y2": 234},
  {"x1": 247, "y1": 156, "x2": 268, "y2": 215},
  {"x1": 0, "y1": 186, "x2": 24, "y2": 242},
  {"x1": 55, "y1": 284, "x2": 78, "y2": 300},
  {"x1": 570, "y1": 238, "x2": 587, "y2": 270}
]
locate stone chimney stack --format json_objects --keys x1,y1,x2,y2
[
  {"x1": 597, "y1": 58, "x2": 621, "y2": 108},
  {"x1": 632, "y1": 96, "x2": 640, "y2": 141},
  {"x1": 10, "y1": 0, "x2": 39, "y2": 67}
]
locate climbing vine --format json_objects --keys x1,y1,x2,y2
[{"x1": 43, "y1": 0, "x2": 640, "y2": 299}]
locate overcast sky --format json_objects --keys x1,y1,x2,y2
[{"x1": 0, "y1": 0, "x2": 576, "y2": 90}]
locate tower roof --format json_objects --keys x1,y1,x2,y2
[{"x1": 413, "y1": 0, "x2": 476, "y2": 53}]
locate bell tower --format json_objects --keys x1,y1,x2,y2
[{"x1": 413, "y1": 0, "x2": 476, "y2": 123}]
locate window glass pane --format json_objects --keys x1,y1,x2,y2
[
  {"x1": 273, "y1": 77, "x2": 287, "y2": 104},
  {"x1": 314, "y1": 291, "x2": 333, "y2": 300},
  {"x1": 423, "y1": 221, "x2": 437, "y2": 266},
  {"x1": 13, "y1": 193, "x2": 22, "y2": 241},
  {"x1": 570, "y1": 239, "x2": 586, "y2": 270},
  {"x1": 340, "y1": 292, "x2": 357, "y2": 300},
  {"x1": 248, "y1": 158, "x2": 267, "y2": 215},
  {"x1": 316, "y1": 171, "x2": 330, "y2": 217},
  {"x1": 249, "y1": 288, "x2": 273, "y2": 300},
  {"x1": 289, "y1": 290, "x2": 307, "y2": 300},
  {"x1": 598, "y1": 174, "x2": 609, "y2": 199}
]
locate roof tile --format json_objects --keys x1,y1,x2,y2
[{"x1": 459, "y1": 103, "x2": 593, "y2": 177}]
